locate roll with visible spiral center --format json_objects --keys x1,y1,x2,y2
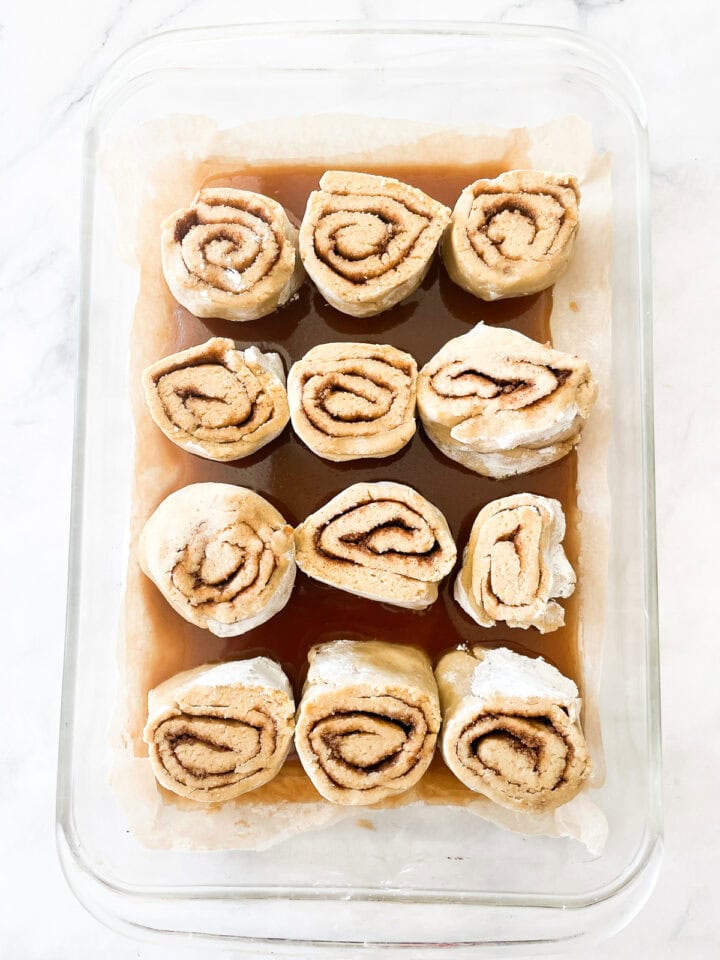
[
  {"x1": 417, "y1": 323, "x2": 597, "y2": 479},
  {"x1": 142, "y1": 337, "x2": 289, "y2": 461},
  {"x1": 436, "y1": 647, "x2": 590, "y2": 812},
  {"x1": 138, "y1": 483, "x2": 295, "y2": 637},
  {"x1": 442, "y1": 170, "x2": 580, "y2": 300},
  {"x1": 295, "y1": 639, "x2": 441, "y2": 805},
  {"x1": 161, "y1": 187, "x2": 305, "y2": 321},
  {"x1": 299, "y1": 171, "x2": 451, "y2": 317},
  {"x1": 287, "y1": 341, "x2": 417, "y2": 461},
  {"x1": 143, "y1": 658, "x2": 295, "y2": 802},
  {"x1": 454, "y1": 493, "x2": 576, "y2": 634},
  {"x1": 294, "y1": 481, "x2": 457, "y2": 610}
]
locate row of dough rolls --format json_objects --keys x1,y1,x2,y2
[
  {"x1": 139, "y1": 483, "x2": 575, "y2": 634},
  {"x1": 144, "y1": 641, "x2": 590, "y2": 812},
  {"x1": 160, "y1": 169, "x2": 580, "y2": 321},
  {"x1": 142, "y1": 324, "x2": 597, "y2": 478}
]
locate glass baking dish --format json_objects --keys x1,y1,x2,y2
[{"x1": 56, "y1": 22, "x2": 661, "y2": 954}]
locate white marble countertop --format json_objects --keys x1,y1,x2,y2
[{"x1": 2, "y1": 0, "x2": 718, "y2": 957}]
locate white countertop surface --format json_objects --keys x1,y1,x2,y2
[{"x1": 2, "y1": 0, "x2": 718, "y2": 957}]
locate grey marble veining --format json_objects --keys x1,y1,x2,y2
[{"x1": 2, "y1": 0, "x2": 718, "y2": 957}]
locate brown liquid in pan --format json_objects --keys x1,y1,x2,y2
[{"x1": 130, "y1": 161, "x2": 581, "y2": 800}]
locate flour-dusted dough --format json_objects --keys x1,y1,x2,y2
[
  {"x1": 436, "y1": 647, "x2": 590, "y2": 812},
  {"x1": 143, "y1": 658, "x2": 295, "y2": 802},
  {"x1": 455, "y1": 493, "x2": 575, "y2": 633},
  {"x1": 417, "y1": 323, "x2": 597, "y2": 479},
  {"x1": 296, "y1": 639, "x2": 441, "y2": 805}
]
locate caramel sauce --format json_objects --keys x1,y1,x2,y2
[{"x1": 126, "y1": 161, "x2": 581, "y2": 805}]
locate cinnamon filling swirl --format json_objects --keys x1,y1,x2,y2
[
  {"x1": 144, "y1": 659, "x2": 295, "y2": 802},
  {"x1": 442, "y1": 170, "x2": 580, "y2": 300},
  {"x1": 436, "y1": 647, "x2": 590, "y2": 812},
  {"x1": 299, "y1": 171, "x2": 450, "y2": 317},
  {"x1": 295, "y1": 640, "x2": 441, "y2": 805},
  {"x1": 287, "y1": 342, "x2": 417, "y2": 461},
  {"x1": 161, "y1": 187, "x2": 304, "y2": 321},
  {"x1": 294, "y1": 482, "x2": 456, "y2": 610},
  {"x1": 138, "y1": 483, "x2": 295, "y2": 637},
  {"x1": 143, "y1": 338, "x2": 289, "y2": 461},
  {"x1": 455, "y1": 493, "x2": 575, "y2": 633},
  {"x1": 417, "y1": 323, "x2": 597, "y2": 479}
]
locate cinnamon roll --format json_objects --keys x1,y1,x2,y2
[
  {"x1": 287, "y1": 342, "x2": 417, "y2": 461},
  {"x1": 161, "y1": 188, "x2": 304, "y2": 321},
  {"x1": 442, "y1": 170, "x2": 580, "y2": 300},
  {"x1": 138, "y1": 483, "x2": 295, "y2": 637},
  {"x1": 455, "y1": 493, "x2": 575, "y2": 633},
  {"x1": 299, "y1": 171, "x2": 451, "y2": 317},
  {"x1": 417, "y1": 323, "x2": 597, "y2": 479},
  {"x1": 294, "y1": 482, "x2": 456, "y2": 609},
  {"x1": 143, "y1": 658, "x2": 295, "y2": 802},
  {"x1": 436, "y1": 646, "x2": 590, "y2": 812},
  {"x1": 142, "y1": 337, "x2": 289, "y2": 462},
  {"x1": 295, "y1": 639, "x2": 441, "y2": 805}
]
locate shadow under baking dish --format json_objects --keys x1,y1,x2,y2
[{"x1": 57, "y1": 21, "x2": 661, "y2": 955}]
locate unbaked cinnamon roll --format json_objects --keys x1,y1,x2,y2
[
  {"x1": 143, "y1": 658, "x2": 295, "y2": 802},
  {"x1": 161, "y1": 188, "x2": 304, "y2": 321},
  {"x1": 417, "y1": 323, "x2": 597, "y2": 479},
  {"x1": 295, "y1": 639, "x2": 441, "y2": 805},
  {"x1": 138, "y1": 483, "x2": 295, "y2": 637},
  {"x1": 299, "y1": 171, "x2": 451, "y2": 317},
  {"x1": 455, "y1": 493, "x2": 575, "y2": 634},
  {"x1": 436, "y1": 646, "x2": 590, "y2": 812},
  {"x1": 142, "y1": 337, "x2": 289, "y2": 461},
  {"x1": 294, "y1": 482, "x2": 456, "y2": 609},
  {"x1": 442, "y1": 170, "x2": 579, "y2": 300},
  {"x1": 287, "y1": 342, "x2": 417, "y2": 461}
]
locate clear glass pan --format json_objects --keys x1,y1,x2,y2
[{"x1": 57, "y1": 21, "x2": 661, "y2": 955}]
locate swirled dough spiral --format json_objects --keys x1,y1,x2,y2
[
  {"x1": 161, "y1": 187, "x2": 305, "y2": 321},
  {"x1": 436, "y1": 646, "x2": 590, "y2": 812},
  {"x1": 299, "y1": 171, "x2": 451, "y2": 317},
  {"x1": 287, "y1": 341, "x2": 417, "y2": 461},
  {"x1": 143, "y1": 659, "x2": 295, "y2": 802},
  {"x1": 417, "y1": 323, "x2": 597, "y2": 479},
  {"x1": 442, "y1": 170, "x2": 579, "y2": 300},
  {"x1": 454, "y1": 493, "x2": 575, "y2": 634},
  {"x1": 294, "y1": 481, "x2": 456, "y2": 610},
  {"x1": 142, "y1": 337, "x2": 289, "y2": 461},
  {"x1": 138, "y1": 483, "x2": 295, "y2": 637},
  {"x1": 295, "y1": 639, "x2": 441, "y2": 805}
]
